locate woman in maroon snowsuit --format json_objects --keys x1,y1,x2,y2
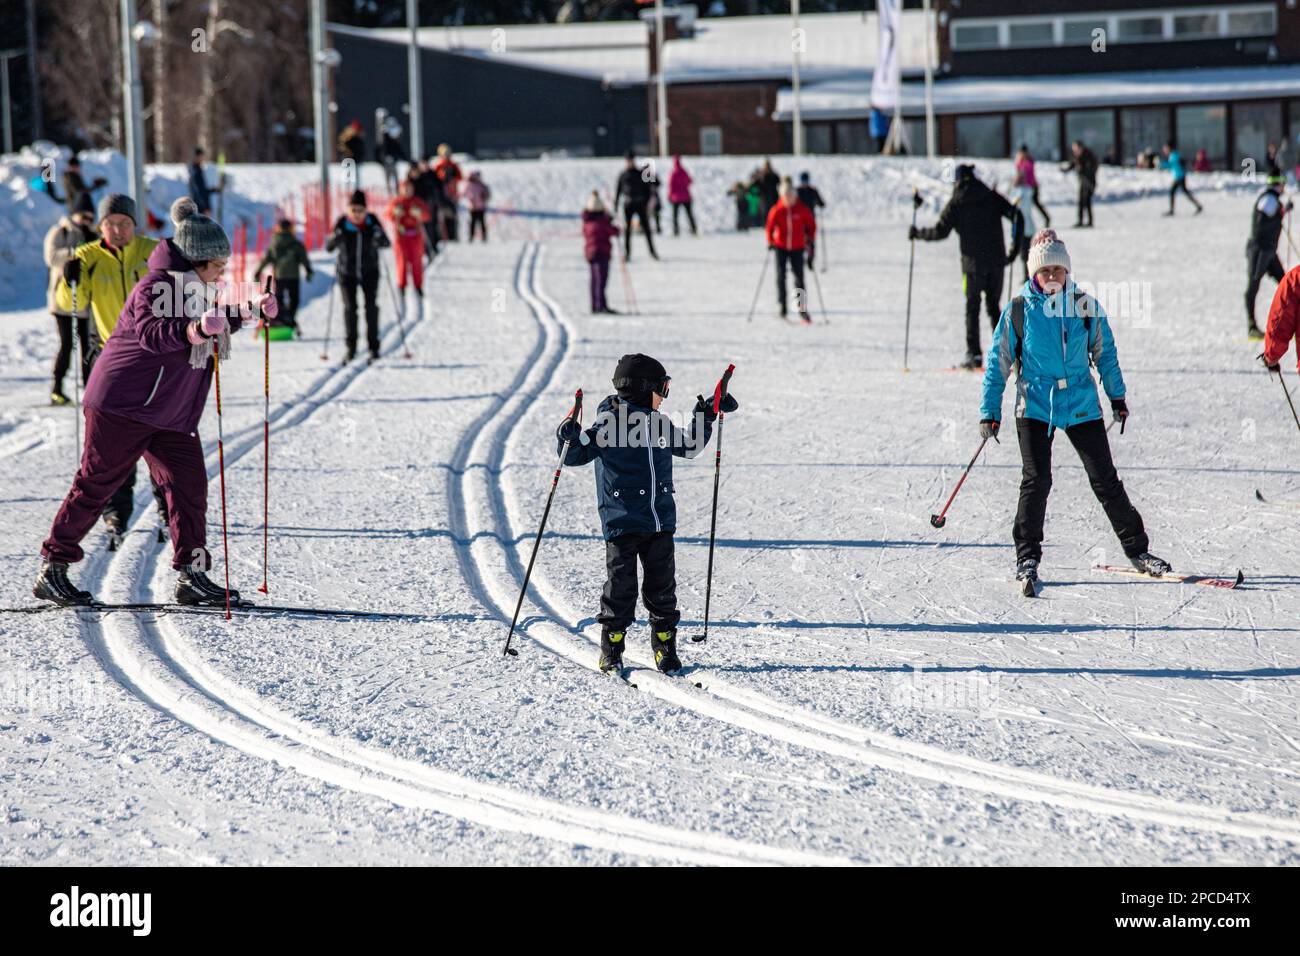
[
  {"x1": 35, "y1": 197, "x2": 278, "y2": 606},
  {"x1": 582, "y1": 191, "x2": 621, "y2": 315}
]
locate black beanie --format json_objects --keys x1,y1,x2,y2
[
  {"x1": 73, "y1": 191, "x2": 95, "y2": 216},
  {"x1": 613, "y1": 353, "x2": 668, "y2": 404},
  {"x1": 349, "y1": 189, "x2": 367, "y2": 208}
]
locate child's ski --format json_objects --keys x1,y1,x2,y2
[
  {"x1": 1092, "y1": 566, "x2": 1244, "y2": 589},
  {"x1": 1, "y1": 602, "x2": 446, "y2": 621}
]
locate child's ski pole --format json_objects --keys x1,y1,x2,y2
[
  {"x1": 503, "y1": 389, "x2": 583, "y2": 658},
  {"x1": 904, "y1": 189, "x2": 921, "y2": 371},
  {"x1": 930, "y1": 434, "x2": 991, "y2": 529},
  {"x1": 691, "y1": 364, "x2": 736, "y2": 645},
  {"x1": 745, "y1": 247, "x2": 771, "y2": 323},
  {"x1": 381, "y1": 250, "x2": 413, "y2": 359},
  {"x1": 70, "y1": 280, "x2": 82, "y2": 465},
  {"x1": 320, "y1": 265, "x2": 337, "y2": 362}
]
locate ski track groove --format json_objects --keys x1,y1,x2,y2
[
  {"x1": 70, "y1": 245, "x2": 842, "y2": 867},
  {"x1": 473, "y1": 238, "x2": 1300, "y2": 847}
]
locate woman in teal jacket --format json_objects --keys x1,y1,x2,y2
[{"x1": 980, "y1": 229, "x2": 1170, "y2": 591}]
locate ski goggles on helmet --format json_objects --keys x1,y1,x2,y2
[{"x1": 613, "y1": 375, "x2": 671, "y2": 399}]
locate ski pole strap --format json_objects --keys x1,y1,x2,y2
[{"x1": 713, "y1": 364, "x2": 736, "y2": 415}]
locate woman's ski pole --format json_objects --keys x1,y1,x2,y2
[
  {"x1": 904, "y1": 189, "x2": 921, "y2": 371},
  {"x1": 617, "y1": 250, "x2": 639, "y2": 315},
  {"x1": 1274, "y1": 366, "x2": 1300, "y2": 432},
  {"x1": 320, "y1": 268, "x2": 337, "y2": 361},
  {"x1": 745, "y1": 247, "x2": 772, "y2": 323},
  {"x1": 213, "y1": 348, "x2": 232, "y2": 620},
  {"x1": 691, "y1": 364, "x2": 736, "y2": 645},
  {"x1": 258, "y1": 275, "x2": 272, "y2": 594},
  {"x1": 503, "y1": 389, "x2": 583, "y2": 658},
  {"x1": 930, "y1": 434, "x2": 991, "y2": 529},
  {"x1": 70, "y1": 280, "x2": 82, "y2": 464}
]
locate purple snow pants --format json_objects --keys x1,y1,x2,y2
[
  {"x1": 589, "y1": 258, "x2": 610, "y2": 313},
  {"x1": 42, "y1": 408, "x2": 210, "y2": 570}
]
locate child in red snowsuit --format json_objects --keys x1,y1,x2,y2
[{"x1": 385, "y1": 178, "x2": 432, "y2": 294}]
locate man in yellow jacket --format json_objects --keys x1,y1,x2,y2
[{"x1": 53, "y1": 193, "x2": 169, "y2": 545}]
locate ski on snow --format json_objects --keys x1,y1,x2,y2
[
  {"x1": 0, "y1": 601, "x2": 446, "y2": 621},
  {"x1": 607, "y1": 665, "x2": 703, "y2": 689},
  {"x1": 1254, "y1": 489, "x2": 1300, "y2": 509},
  {"x1": 1092, "y1": 566, "x2": 1244, "y2": 589}
]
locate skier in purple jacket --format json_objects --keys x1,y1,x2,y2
[{"x1": 34, "y1": 197, "x2": 278, "y2": 607}]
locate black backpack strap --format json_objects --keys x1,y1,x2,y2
[{"x1": 1011, "y1": 296, "x2": 1025, "y2": 371}]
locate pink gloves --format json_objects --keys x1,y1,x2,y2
[
  {"x1": 200, "y1": 308, "x2": 227, "y2": 336},
  {"x1": 258, "y1": 292, "x2": 279, "y2": 320}
]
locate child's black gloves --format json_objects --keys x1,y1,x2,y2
[
  {"x1": 556, "y1": 418, "x2": 582, "y2": 444},
  {"x1": 694, "y1": 393, "x2": 739, "y2": 422}
]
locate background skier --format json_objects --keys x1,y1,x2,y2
[
  {"x1": 668, "y1": 156, "x2": 696, "y2": 237},
  {"x1": 796, "y1": 171, "x2": 826, "y2": 269},
  {"x1": 1163, "y1": 141, "x2": 1203, "y2": 217},
  {"x1": 326, "y1": 190, "x2": 391, "y2": 364},
  {"x1": 614, "y1": 151, "x2": 658, "y2": 261},
  {"x1": 1246, "y1": 173, "x2": 1292, "y2": 340},
  {"x1": 254, "y1": 219, "x2": 314, "y2": 334},
  {"x1": 765, "y1": 178, "x2": 817, "y2": 324},
  {"x1": 44, "y1": 191, "x2": 97, "y2": 405},
  {"x1": 911, "y1": 164, "x2": 1024, "y2": 368},
  {"x1": 582, "y1": 192, "x2": 620, "y2": 315},
  {"x1": 1061, "y1": 141, "x2": 1098, "y2": 227},
  {"x1": 385, "y1": 177, "x2": 432, "y2": 303}
]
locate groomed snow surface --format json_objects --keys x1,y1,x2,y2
[{"x1": 1, "y1": 154, "x2": 1298, "y2": 865}]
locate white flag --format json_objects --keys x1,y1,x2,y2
[{"x1": 871, "y1": 0, "x2": 902, "y2": 111}]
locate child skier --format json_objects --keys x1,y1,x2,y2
[
  {"x1": 556, "y1": 354, "x2": 738, "y2": 674},
  {"x1": 581, "y1": 191, "x2": 620, "y2": 315},
  {"x1": 254, "y1": 219, "x2": 313, "y2": 335},
  {"x1": 980, "y1": 229, "x2": 1170, "y2": 595},
  {"x1": 385, "y1": 176, "x2": 432, "y2": 302}
]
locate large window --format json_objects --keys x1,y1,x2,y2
[
  {"x1": 1226, "y1": 9, "x2": 1276, "y2": 36},
  {"x1": 1010, "y1": 112, "x2": 1061, "y2": 162},
  {"x1": 952, "y1": 5, "x2": 1276, "y2": 50},
  {"x1": 834, "y1": 121, "x2": 872, "y2": 155},
  {"x1": 804, "y1": 123, "x2": 833, "y2": 155},
  {"x1": 699, "y1": 126, "x2": 722, "y2": 156},
  {"x1": 952, "y1": 23, "x2": 999, "y2": 50},
  {"x1": 955, "y1": 115, "x2": 1005, "y2": 158},
  {"x1": 1175, "y1": 104, "x2": 1226, "y2": 170},
  {"x1": 1172, "y1": 13, "x2": 1218, "y2": 38},
  {"x1": 1233, "y1": 101, "x2": 1283, "y2": 171},
  {"x1": 1062, "y1": 18, "x2": 1107, "y2": 45},
  {"x1": 1115, "y1": 16, "x2": 1164, "y2": 41},
  {"x1": 1065, "y1": 109, "x2": 1114, "y2": 162},
  {"x1": 1008, "y1": 21, "x2": 1053, "y2": 46},
  {"x1": 1120, "y1": 107, "x2": 1171, "y2": 165}
]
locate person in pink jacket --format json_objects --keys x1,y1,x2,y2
[
  {"x1": 668, "y1": 155, "x2": 696, "y2": 236},
  {"x1": 460, "y1": 171, "x2": 491, "y2": 242},
  {"x1": 582, "y1": 191, "x2": 620, "y2": 314},
  {"x1": 1013, "y1": 145, "x2": 1051, "y2": 227}
]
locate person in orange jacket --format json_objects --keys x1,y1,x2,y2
[
  {"x1": 385, "y1": 176, "x2": 432, "y2": 296},
  {"x1": 765, "y1": 177, "x2": 817, "y2": 324},
  {"x1": 1261, "y1": 264, "x2": 1300, "y2": 377}
]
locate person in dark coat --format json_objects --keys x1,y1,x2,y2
[
  {"x1": 614, "y1": 152, "x2": 658, "y2": 261},
  {"x1": 1061, "y1": 141, "x2": 1098, "y2": 227},
  {"x1": 62, "y1": 155, "x2": 107, "y2": 216},
  {"x1": 43, "y1": 192, "x2": 98, "y2": 404},
  {"x1": 582, "y1": 191, "x2": 620, "y2": 314},
  {"x1": 412, "y1": 159, "x2": 444, "y2": 256},
  {"x1": 325, "y1": 190, "x2": 391, "y2": 364},
  {"x1": 187, "y1": 147, "x2": 221, "y2": 217},
  {"x1": 555, "y1": 353, "x2": 736, "y2": 674},
  {"x1": 254, "y1": 219, "x2": 314, "y2": 333},
  {"x1": 1246, "y1": 173, "x2": 1292, "y2": 340},
  {"x1": 911, "y1": 164, "x2": 1024, "y2": 368},
  {"x1": 796, "y1": 171, "x2": 826, "y2": 269},
  {"x1": 35, "y1": 197, "x2": 277, "y2": 607},
  {"x1": 756, "y1": 158, "x2": 780, "y2": 218}
]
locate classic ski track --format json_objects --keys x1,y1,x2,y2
[
  {"x1": 75, "y1": 243, "x2": 835, "y2": 867},
  {"x1": 474, "y1": 238, "x2": 1300, "y2": 847}
]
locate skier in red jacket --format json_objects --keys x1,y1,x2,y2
[
  {"x1": 765, "y1": 178, "x2": 817, "y2": 323},
  {"x1": 385, "y1": 177, "x2": 432, "y2": 298},
  {"x1": 1262, "y1": 264, "x2": 1300, "y2": 375}
]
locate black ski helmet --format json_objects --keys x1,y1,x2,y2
[{"x1": 613, "y1": 353, "x2": 670, "y2": 405}]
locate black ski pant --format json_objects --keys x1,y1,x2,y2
[
  {"x1": 1169, "y1": 178, "x2": 1201, "y2": 213},
  {"x1": 52, "y1": 313, "x2": 91, "y2": 392},
  {"x1": 599, "y1": 531, "x2": 680, "y2": 634},
  {"x1": 1246, "y1": 244, "x2": 1285, "y2": 324},
  {"x1": 1031, "y1": 186, "x2": 1050, "y2": 226},
  {"x1": 671, "y1": 201, "x2": 696, "y2": 236},
  {"x1": 340, "y1": 270, "x2": 381, "y2": 356},
  {"x1": 1014, "y1": 417, "x2": 1148, "y2": 564},
  {"x1": 1076, "y1": 182, "x2": 1095, "y2": 226},
  {"x1": 774, "y1": 247, "x2": 807, "y2": 314},
  {"x1": 468, "y1": 209, "x2": 487, "y2": 242},
  {"x1": 274, "y1": 277, "x2": 301, "y2": 328},
  {"x1": 964, "y1": 268, "x2": 1003, "y2": 357},
  {"x1": 622, "y1": 202, "x2": 657, "y2": 259}
]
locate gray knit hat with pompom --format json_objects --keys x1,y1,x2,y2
[{"x1": 170, "y1": 196, "x2": 230, "y2": 262}]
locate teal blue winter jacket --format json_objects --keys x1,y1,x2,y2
[{"x1": 981, "y1": 279, "x2": 1126, "y2": 429}]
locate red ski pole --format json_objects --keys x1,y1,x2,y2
[
  {"x1": 930, "y1": 435, "x2": 991, "y2": 529},
  {"x1": 213, "y1": 349, "x2": 232, "y2": 620},
  {"x1": 258, "y1": 275, "x2": 272, "y2": 593}
]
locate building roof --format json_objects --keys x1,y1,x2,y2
[
  {"x1": 773, "y1": 63, "x2": 1300, "y2": 120},
  {"x1": 327, "y1": 10, "x2": 937, "y2": 88}
]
